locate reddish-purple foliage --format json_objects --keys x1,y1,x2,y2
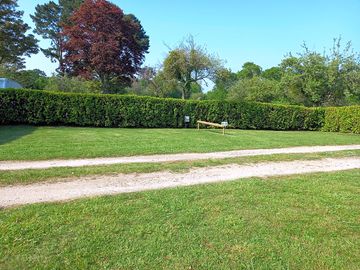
[{"x1": 63, "y1": 0, "x2": 149, "y2": 86}]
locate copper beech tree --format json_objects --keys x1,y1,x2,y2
[{"x1": 62, "y1": 0, "x2": 149, "y2": 92}]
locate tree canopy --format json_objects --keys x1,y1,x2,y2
[
  {"x1": 280, "y1": 39, "x2": 360, "y2": 106},
  {"x1": 63, "y1": 0, "x2": 149, "y2": 92},
  {"x1": 237, "y1": 62, "x2": 262, "y2": 79},
  {"x1": 0, "y1": 0, "x2": 38, "y2": 68},
  {"x1": 31, "y1": 0, "x2": 83, "y2": 74},
  {"x1": 163, "y1": 36, "x2": 222, "y2": 99},
  {"x1": 208, "y1": 39, "x2": 360, "y2": 107},
  {"x1": 228, "y1": 76, "x2": 280, "y2": 103}
]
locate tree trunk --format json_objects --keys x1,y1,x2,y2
[
  {"x1": 100, "y1": 74, "x2": 111, "y2": 93},
  {"x1": 182, "y1": 81, "x2": 192, "y2": 99},
  {"x1": 181, "y1": 88, "x2": 186, "y2": 99}
]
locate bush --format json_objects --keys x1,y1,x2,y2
[
  {"x1": 227, "y1": 77, "x2": 281, "y2": 103},
  {"x1": 0, "y1": 67, "x2": 48, "y2": 90},
  {"x1": 0, "y1": 88, "x2": 326, "y2": 131},
  {"x1": 323, "y1": 106, "x2": 360, "y2": 134},
  {"x1": 45, "y1": 76, "x2": 102, "y2": 94}
]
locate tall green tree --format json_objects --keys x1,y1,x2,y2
[
  {"x1": 228, "y1": 76, "x2": 280, "y2": 103},
  {"x1": 280, "y1": 39, "x2": 360, "y2": 106},
  {"x1": 163, "y1": 36, "x2": 222, "y2": 99},
  {"x1": 148, "y1": 71, "x2": 183, "y2": 98},
  {"x1": 59, "y1": 0, "x2": 83, "y2": 24},
  {"x1": 0, "y1": 0, "x2": 38, "y2": 68},
  {"x1": 206, "y1": 68, "x2": 237, "y2": 100},
  {"x1": 262, "y1": 66, "x2": 283, "y2": 81},
  {"x1": 126, "y1": 67, "x2": 183, "y2": 98},
  {"x1": 237, "y1": 62, "x2": 262, "y2": 79},
  {"x1": 30, "y1": 0, "x2": 83, "y2": 74}
]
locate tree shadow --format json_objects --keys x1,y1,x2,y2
[{"x1": 0, "y1": 125, "x2": 37, "y2": 145}]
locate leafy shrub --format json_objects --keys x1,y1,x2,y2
[
  {"x1": 227, "y1": 77, "x2": 281, "y2": 103},
  {"x1": 0, "y1": 88, "x2": 326, "y2": 131},
  {"x1": 45, "y1": 76, "x2": 102, "y2": 94},
  {"x1": 0, "y1": 67, "x2": 48, "y2": 89},
  {"x1": 323, "y1": 106, "x2": 360, "y2": 134}
]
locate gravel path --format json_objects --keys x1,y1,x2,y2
[
  {"x1": 1, "y1": 145, "x2": 360, "y2": 171},
  {"x1": 1, "y1": 157, "x2": 359, "y2": 208}
]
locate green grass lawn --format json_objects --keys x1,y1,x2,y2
[
  {"x1": 1, "y1": 170, "x2": 359, "y2": 269},
  {"x1": 1, "y1": 125, "x2": 360, "y2": 160}
]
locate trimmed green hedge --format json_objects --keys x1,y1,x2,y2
[
  {"x1": 1, "y1": 88, "x2": 325, "y2": 130},
  {"x1": 323, "y1": 106, "x2": 360, "y2": 134}
]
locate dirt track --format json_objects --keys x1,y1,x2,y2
[
  {"x1": 1, "y1": 157, "x2": 359, "y2": 208},
  {"x1": 1, "y1": 144, "x2": 360, "y2": 171}
]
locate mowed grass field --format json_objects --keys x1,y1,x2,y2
[
  {"x1": 1, "y1": 170, "x2": 359, "y2": 269},
  {"x1": 1, "y1": 125, "x2": 360, "y2": 160},
  {"x1": 1, "y1": 125, "x2": 359, "y2": 269}
]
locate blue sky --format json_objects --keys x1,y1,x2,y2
[{"x1": 18, "y1": 0, "x2": 360, "y2": 75}]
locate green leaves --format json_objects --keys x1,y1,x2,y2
[
  {"x1": 280, "y1": 38, "x2": 360, "y2": 107},
  {"x1": 163, "y1": 36, "x2": 223, "y2": 99},
  {"x1": 0, "y1": 0, "x2": 38, "y2": 68},
  {"x1": 0, "y1": 88, "x2": 330, "y2": 132},
  {"x1": 30, "y1": 0, "x2": 84, "y2": 73},
  {"x1": 323, "y1": 106, "x2": 360, "y2": 133}
]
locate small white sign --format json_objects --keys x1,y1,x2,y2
[{"x1": 221, "y1": 121, "x2": 228, "y2": 127}]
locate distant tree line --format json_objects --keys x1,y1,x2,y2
[
  {"x1": 207, "y1": 39, "x2": 360, "y2": 106},
  {"x1": 0, "y1": 0, "x2": 359, "y2": 106},
  {"x1": 127, "y1": 37, "x2": 360, "y2": 106}
]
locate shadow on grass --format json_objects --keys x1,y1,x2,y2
[
  {"x1": 0, "y1": 125, "x2": 37, "y2": 145},
  {"x1": 198, "y1": 128, "x2": 236, "y2": 136}
]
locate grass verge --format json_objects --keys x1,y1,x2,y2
[{"x1": 0, "y1": 170, "x2": 359, "y2": 269}]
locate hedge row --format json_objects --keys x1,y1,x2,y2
[
  {"x1": 1, "y1": 88, "x2": 326, "y2": 131},
  {"x1": 323, "y1": 106, "x2": 360, "y2": 134}
]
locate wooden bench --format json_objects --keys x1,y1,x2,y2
[{"x1": 197, "y1": 120, "x2": 228, "y2": 135}]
